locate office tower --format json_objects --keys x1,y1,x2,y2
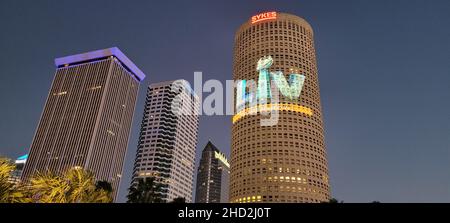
[
  {"x1": 21, "y1": 47, "x2": 145, "y2": 200},
  {"x1": 132, "y1": 80, "x2": 199, "y2": 203},
  {"x1": 195, "y1": 141, "x2": 230, "y2": 203},
  {"x1": 231, "y1": 12, "x2": 330, "y2": 203},
  {"x1": 9, "y1": 154, "x2": 28, "y2": 185}
]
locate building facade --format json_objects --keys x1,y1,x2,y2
[
  {"x1": 230, "y1": 12, "x2": 331, "y2": 203},
  {"x1": 9, "y1": 154, "x2": 28, "y2": 185},
  {"x1": 195, "y1": 141, "x2": 230, "y2": 203},
  {"x1": 132, "y1": 80, "x2": 199, "y2": 202},
  {"x1": 21, "y1": 47, "x2": 145, "y2": 200}
]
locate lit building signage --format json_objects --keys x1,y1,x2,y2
[
  {"x1": 251, "y1": 11, "x2": 277, "y2": 24},
  {"x1": 233, "y1": 56, "x2": 313, "y2": 123},
  {"x1": 233, "y1": 103, "x2": 313, "y2": 124},
  {"x1": 214, "y1": 151, "x2": 230, "y2": 168},
  {"x1": 15, "y1": 154, "x2": 28, "y2": 164}
]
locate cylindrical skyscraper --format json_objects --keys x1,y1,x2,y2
[{"x1": 231, "y1": 12, "x2": 330, "y2": 203}]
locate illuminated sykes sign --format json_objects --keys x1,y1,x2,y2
[{"x1": 251, "y1": 11, "x2": 277, "y2": 24}]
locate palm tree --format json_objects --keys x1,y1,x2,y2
[
  {"x1": 0, "y1": 157, "x2": 31, "y2": 203},
  {"x1": 30, "y1": 167, "x2": 113, "y2": 203},
  {"x1": 96, "y1": 180, "x2": 113, "y2": 192},
  {"x1": 170, "y1": 197, "x2": 186, "y2": 203},
  {"x1": 328, "y1": 198, "x2": 344, "y2": 203},
  {"x1": 127, "y1": 177, "x2": 165, "y2": 203},
  {"x1": 90, "y1": 180, "x2": 114, "y2": 203}
]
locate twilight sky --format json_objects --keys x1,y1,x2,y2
[{"x1": 1, "y1": 0, "x2": 449, "y2": 203}]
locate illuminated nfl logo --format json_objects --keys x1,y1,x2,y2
[{"x1": 235, "y1": 56, "x2": 306, "y2": 113}]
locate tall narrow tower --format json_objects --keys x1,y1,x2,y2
[
  {"x1": 22, "y1": 47, "x2": 145, "y2": 200},
  {"x1": 195, "y1": 141, "x2": 230, "y2": 203},
  {"x1": 231, "y1": 12, "x2": 330, "y2": 203},
  {"x1": 131, "y1": 80, "x2": 199, "y2": 203}
]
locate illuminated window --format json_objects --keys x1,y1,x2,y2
[
  {"x1": 89, "y1": 86, "x2": 102, "y2": 90},
  {"x1": 53, "y1": 91, "x2": 67, "y2": 96}
]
